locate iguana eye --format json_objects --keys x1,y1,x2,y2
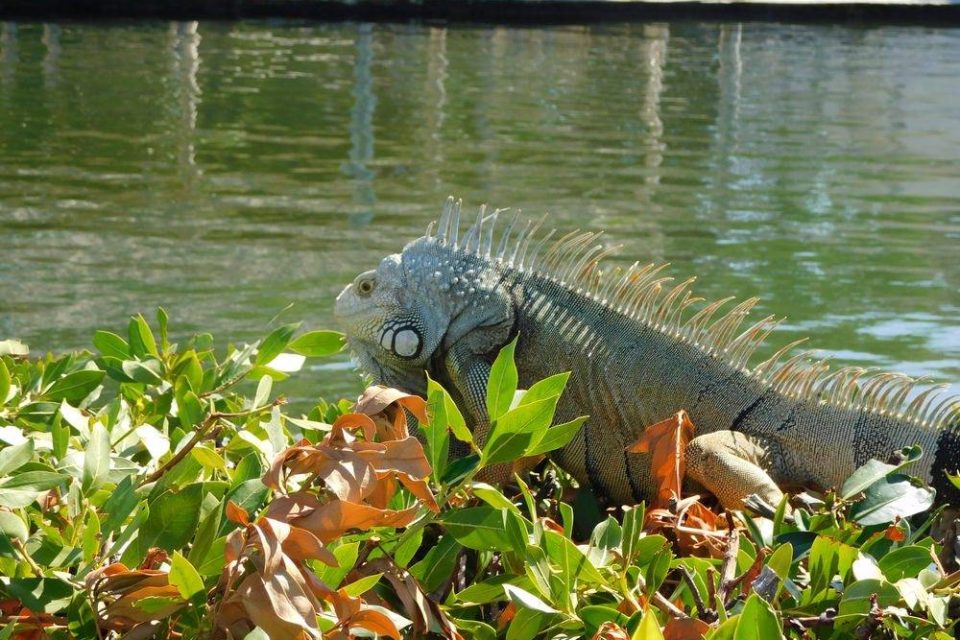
[{"x1": 356, "y1": 277, "x2": 376, "y2": 296}]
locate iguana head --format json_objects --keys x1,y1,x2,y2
[{"x1": 334, "y1": 198, "x2": 516, "y2": 395}]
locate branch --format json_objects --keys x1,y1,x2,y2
[
  {"x1": 141, "y1": 398, "x2": 285, "y2": 485},
  {"x1": 677, "y1": 566, "x2": 717, "y2": 622},
  {"x1": 716, "y1": 521, "x2": 740, "y2": 607}
]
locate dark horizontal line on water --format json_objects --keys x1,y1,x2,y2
[{"x1": 4, "y1": 0, "x2": 960, "y2": 25}]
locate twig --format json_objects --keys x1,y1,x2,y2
[
  {"x1": 854, "y1": 594, "x2": 883, "y2": 639},
  {"x1": 716, "y1": 523, "x2": 740, "y2": 607},
  {"x1": 651, "y1": 592, "x2": 688, "y2": 620},
  {"x1": 141, "y1": 398, "x2": 285, "y2": 485},
  {"x1": 13, "y1": 539, "x2": 44, "y2": 576},
  {"x1": 787, "y1": 608, "x2": 836, "y2": 632},
  {"x1": 677, "y1": 567, "x2": 717, "y2": 622}
]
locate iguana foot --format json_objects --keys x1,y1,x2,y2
[{"x1": 685, "y1": 430, "x2": 784, "y2": 511}]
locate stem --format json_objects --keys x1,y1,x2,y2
[
  {"x1": 677, "y1": 566, "x2": 716, "y2": 622},
  {"x1": 140, "y1": 398, "x2": 285, "y2": 486},
  {"x1": 13, "y1": 539, "x2": 44, "y2": 576}
]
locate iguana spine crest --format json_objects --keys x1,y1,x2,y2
[{"x1": 428, "y1": 196, "x2": 959, "y2": 431}]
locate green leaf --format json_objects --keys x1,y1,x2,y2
[
  {"x1": 157, "y1": 307, "x2": 170, "y2": 353},
  {"x1": 516, "y1": 372, "x2": 569, "y2": 407},
  {"x1": 456, "y1": 575, "x2": 526, "y2": 605},
  {"x1": 442, "y1": 507, "x2": 511, "y2": 551},
  {"x1": 0, "y1": 358, "x2": 10, "y2": 407},
  {"x1": 452, "y1": 619, "x2": 497, "y2": 640},
  {"x1": 841, "y1": 446, "x2": 923, "y2": 500},
  {"x1": 315, "y1": 542, "x2": 359, "y2": 589},
  {"x1": 82, "y1": 422, "x2": 111, "y2": 493},
  {"x1": 850, "y1": 474, "x2": 936, "y2": 526},
  {"x1": 525, "y1": 416, "x2": 587, "y2": 456},
  {"x1": 138, "y1": 484, "x2": 203, "y2": 555},
  {"x1": 766, "y1": 542, "x2": 793, "y2": 600},
  {"x1": 170, "y1": 552, "x2": 206, "y2": 601},
  {"x1": 580, "y1": 606, "x2": 628, "y2": 636},
  {"x1": 506, "y1": 608, "x2": 549, "y2": 640},
  {"x1": 486, "y1": 337, "x2": 518, "y2": 422},
  {"x1": 0, "y1": 510, "x2": 29, "y2": 542},
  {"x1": 482, "y1": 397, "x2": 557, "y2": 467},
  {"x1": 128, "y1": 314, "x2": 159, "y2": 358},
  {"x1": 133, "y1": 595, "x2": 183, "y2": 615},
  {"x1": 542, "y1": 529, "x2": 606, "y2": 586},
  {"x1": 735, "y1": 594, "x2": 783, "y2": 640},
  {"x1": 0, "y1": 440, "x2": 34, "y2": 476},
  {"x1": 255, "y1": 322, "x2": 301, "y2": 366},
  {"x1": 192, "y1": 445, "x2": 227, "y2": 472},
  {"x1": 5, "y1": 578, "x2": 73, "y2": 614},
  {"x1": 425, "y1": 378, "x2": 453, "y2": 480},
  {"x1": 342, "y1": 573, "x2": 382, "y2": 597},
  {"x1": 46, "y1": 369, "x2": 104, "y2": 403},
  {"x1": 503, "y1": 584, "x2": 557, "y2": 615},
  {"x1": 253, "y1": 375, "x2": 272, "y2": 409},
  {"x1": 93, "y1": 331, "x2": 129, "y2": 360},
  {"x1": 0, "y1": 471, "x2": 70, "y2": 491},
  {"x1": 837, "y1": 578, "x2": 901, "y2": 619},
  {"x1": 878, "y1": 545, "x2": 935, "y2": 582},
  {"x1": 177, "y1": 385, "x2": 205, "y2": 428},
  {"x1": 472, "y1": 483, "x2": 519, "y2": 512},
  {"x1": 52, "y1": 415, "x2": 69, "y2": 461},
  {"x1": 427, "y1": 374, "x2": 471, "y2": 445},
  {"x1": 121, "y1": 359, "x2": 164, "y2": 385},
  {"x1": 288, "y1": 330, "x2": 345, "y2": 357},
  {"x1": 81, "y1": 509, "x2": 101, "y2": 563},
  {"x1": 101, "y1": 476, "x2": 138, "y2": 537},
  {"x1": 631, "y1": 611, "x2": 664, "y2": 640}
]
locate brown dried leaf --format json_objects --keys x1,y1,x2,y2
[
  {"x1": 262, "y1": 517, "x2": 339, "y2": 567},
  {"x1": 884, "y1": 523, "x2": 907, "y2": 542},
  {"x1": 265, "y1": 494, "x2": 419, "y2": 542},
  {"x1": 663, "y1": 618, "x2": 711, "y2": 640},
  {"x1": 345, "y1": 609, "x2": 403, "y2": 640},
  {"x1": 363, "y1": 558, "x2": 463, "y2": 640},
  {"x1": 332, "y1": 413, "x2": 378, "y2": 441},
  {"x1": 226, "y1": 500, "x2": 250, "y2": 525},
  {"x1": 629, "y1": 410, "x2": 696, "y2": 508},
  {"x1": 497, "y1": 602, "x2": 516, "y2": 631},
  {"x1": 592, "y1": 621, "x2": 630, "y2": 640},
  {"x1": 356, "y1": 385, "x2": 429, "y2": 426},
  {"x1": 229, "y1": 560, "x2": 321, "y2": 640}
]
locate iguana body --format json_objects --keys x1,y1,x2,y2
[{"x1": 335, "y1": 198, "x2": 960, "y2": 508}]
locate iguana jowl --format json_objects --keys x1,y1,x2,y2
[{"x1": 334, "y1": 198, "x2": 960, "y2": 508}]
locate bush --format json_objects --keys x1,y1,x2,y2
[{"x1": 0, "y1": 312, "x2": 956, "y2": 639}]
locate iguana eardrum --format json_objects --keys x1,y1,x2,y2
[{"x1": 334, "y1": 198, "x2": 960, "y2": 509}]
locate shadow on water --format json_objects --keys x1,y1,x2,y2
[{"x1": 0, "y1": 21, "x2": 957, "y2": 400}]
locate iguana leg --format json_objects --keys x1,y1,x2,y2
[{"x1": 685, "y1": 431, "x2": 784, "y2": 510}]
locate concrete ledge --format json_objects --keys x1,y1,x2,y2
[{"x1": 2, "y1": 0, "x2": 959, "y2": 24}]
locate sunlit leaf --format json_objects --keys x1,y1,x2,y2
[
  {"x1": 82, "y1": 422, "x2": 111, "y2": 492},
  {"x1": 486, "y1": 337, "x2": 519, "y2": 423},
  {"x1": 288, "y1": 330, "x2": 345, "y2": 357},
  {"x1": 170, "y1": 552, "x2": 206, "y2": 601}
]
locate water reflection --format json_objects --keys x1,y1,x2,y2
[
  {"x1": 0, "y1": 22, "x2": 957, "y2": 400},
  {"x1": 170, "y1": 21, "x2": 202, "y2": 185},
  {"x1": 343, "y1": 23, "x2": 376, "y2": 225}
]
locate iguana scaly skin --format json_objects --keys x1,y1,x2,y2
[{"x1": 334, "y1": 198, "x2": 960, "y2": 509}]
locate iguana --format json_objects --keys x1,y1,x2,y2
[{"x1": 334, "y1": 197, "x2": 960, "y2": 509}]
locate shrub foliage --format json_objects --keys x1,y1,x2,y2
[{"x1": 0, "y1": 312, "x2": 957, "y2": 639}]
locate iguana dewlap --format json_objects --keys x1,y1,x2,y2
[{"x1": 334, "y1": 198, "x2": 960, "y2": 509}]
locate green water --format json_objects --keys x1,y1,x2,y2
[{"x1": 1, "y1": 21, "x2": 958, "y2": 400}]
